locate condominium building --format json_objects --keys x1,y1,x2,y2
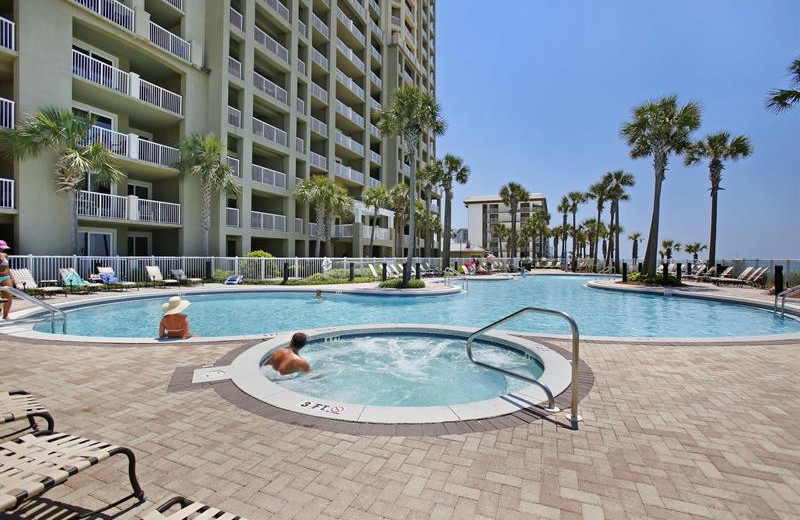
[
  {"x1": 0, "y1": 0, "x2": 437, "y2": 257},
  {"x1": 464, "y1": 193, "x2": 549, "y2": 257}
]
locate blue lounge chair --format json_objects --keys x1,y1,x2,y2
[{"x1": 224, "y1": 275, "x2": 243, "y2": 285}]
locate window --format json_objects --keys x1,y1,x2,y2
[
  {"x1": 127, "y1": 234, "x2": 151, "y2": 256},
  {"x1": 78, "y1": 232, "x2": 113, "y2": 256},
  {"x1": 127, "y1": 182, "x2": 151, "y2": 199}
]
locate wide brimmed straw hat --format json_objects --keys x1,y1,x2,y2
[{"x1": 162, "y1": 296, "x2": 191, "y2": 315}]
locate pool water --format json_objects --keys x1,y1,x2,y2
[
  {"x1": 264, "y1": 334, "x2": 543, "y2": 406},
  {"x1": 34, "y1": 275, "x2": 800, "y2": 338}
]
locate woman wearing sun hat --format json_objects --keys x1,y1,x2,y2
[
  {"x1": 0, "y1": 240, "x2": 12, "y2": 320},
  {"x1": 158, "y1": 296, "x2": 193, "y2": 339}
]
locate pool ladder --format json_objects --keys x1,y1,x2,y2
[
  {"x1": 442, "y1": 267, "x2": 468, "y2": 292},
  {"x1": 466, "y1": 307, "x2": 582, "y2": 429},
  {"x1": 0, "y1": 287, "x2": 67, "y2": 333},
  {"x1": 774, "y1": 285, "x2": 800, "y2": 318}
]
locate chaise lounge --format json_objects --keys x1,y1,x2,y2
[
  {"x1": 144, "y1": 496, "x2": 249, "y2": 520},
  {"x1": 0, "y1": 390, "x2": 54, "y2": 433},
  {"x1": 9, "y1": 269, "x2": 67, "y2": 298},
  {"x1": 146, "y1": 266, "x2": 179, "y2": 288}
]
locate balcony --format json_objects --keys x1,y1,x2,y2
[
  {"x1": 261, "y1": 0, "x2": 290, "y2": 22},
  {"x1": 164, "y1": 0, "x2": 183, "y2": 10},
  {"x1": 228, "y1": 56, "x2": 243, "y2": 79},
  {"x1": 0, "y1": 97, "x2": 13, "y2": 129},
  {"x1": 296, "y1": 136, "x2": 305, "y2": 153},
  {"x1": 369, "y1": 150, "x2": 381, "y2": 165},
  {"x1": 72, "y1": 50, "x2": 183, "y2": 115},
  {"x1": 335, "y1": 162, "x2": 365, "y2": 184},
  {"x1": 337, "y1": 8, "x2": 365, "y2": 46},
  {"x1": 336, "y1": 69, "x2": 365, "y2": 99},
  {"x1": 72, "y1": 0, "x2": 134, "y2": 32},
  {"x1": 0, "y1": 179, "x2": 13, "y2": 209},
  {"x1": 252, "y1": 164, "x2": 287, "y2": 189},
  {"x1": 297, "y1": 58, "x2": 306, "y2": 75},
  {"x1": 311, "y1": 82, "x2": 328, "y2": 103},
  {"x1": 370, "y1": 70, "x2": 382, "y2": 89},
  {"x1": 227, "y1": 155, "x2": 241, "y2": 177},
  {"x1": 403, "y1": 70, "x2": 414, "y2": 85},
  {"x1": 369, "y1": 0, "x2": 381, "y2": 15},
  {"x1": 298, "y1": 20, "x2": 307, "y2": 38},
  {"x1": 228, "y1": 106, "x2": 242, "y2": 127},
  {"x1": 310, "y1": 151, "x2": 327, "y2": 170},
  {"x1": 84, "y1": 126, "x2": 179, "y2": 167},
  {"x1": 296, "y1": 98, "x2": 306, "y2": 115},
  {"x1": 311, "y1": 48, "x2": 328, "y2": 69},
  {"x1": 312, "y1": 223, "x2": 353, "y2": 238},
  {"x1": 311, "y1": 13, "x2": 329, "y2": 38},
  {"x1": 77, "y1": 190, "x2": 181, "y2": 225},
  {"x1": 366, "y1": 176, "x2": 380, "y2": 189},
  {"x1": 346, "y1": 0, "x2": 366, "y2": 20},
  {"x1": 251, "y1": 211, "x2": 287, "y2": 232},
  {"x1": 362, "y1": 225, "x2": 390, "y2": 241},
  {"x1": 370, "y1": 98, "x2": 381, "y2": 112},
  {"x1": 295, "y1": 218, "x2": 304, "y2": 234},
  {"x1": 149, "y1": 21, "x2": 191, "y2": 62},
  {"x1": 310, "y1": 116, "x2": 327, "y2": 136},
  {"x1": 369, "y1": 19, "x2": 382, "y2": 40},
  {"x1": 370, "y1": 46, "x2": 382, "y2": 65},
  {"x1": 0, "y1": 17, "x2": 14, "y2": 51},
  {"x1": 254, "y1": 26, "x2": 289, "y2": 64},
  {"x1": 226, "y1": 207, "x2": 240, "y2": 227},
  {"x1": 252, "y1": 117, "x2": 288, "y2": 147},
  {"x1": 253, "y1": 71, "x2": 288, "y2": 105},
  {"x1": 229, "y1": 7, "x2": 243, "y2": 30},
  {"x1": 335, "y1": 100, "x2": 364, "y2": 127},
  {"x1": 369, "y1": 123, "x2": 380, "y2": 139},
  {"x1": 401, "y1": 163, "x2": 411, "y2": 175},
  {"x1": 335, "y1": 131, "x2": 364, "y2": 155},
  {"x1": 336, "y1": 39, "x2": 365, "y2": 73}
]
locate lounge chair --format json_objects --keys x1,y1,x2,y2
[
  {"x1": 9, "y1": 269, "x2": 66, "y2": 298},
  {"x1": 95, "y1": 266, "x2": 138, "y2": 290},
  {"x1": 146, "y1": 266, "x2": 178, "y2": 288},
  {"x1": 704, "y1": 266, "x2": 733, "y2": 282},
  {"x1": 744, "y1": 267, "x2": 768, "y2": 288},
  {"x1": 685, "y1": 264, "x2": 707, "y2": 281},
  {"x1": 223, "y1": 274, "x2": 243, "y2": 285},
  {"x1": 386, "y1": 265, "x2": 401, "y2": 278},
  {"x1": 144, "y1": 496, "x2": 248, "y2": 520},
  {"x1": 712, "y1": 267, "x2": 754, "y2": 287},
  {"x1": 0, "y1": 431, "x2": 144, "y2": 514},
  {"x1": 171, "y1": 269, "x2": 203, "y2": 286},
  {"x1": 0, "y1": 390, "x2": 54, "y2": 433},
  {"x1": 58, "y1": 268, "x2": 103, "y2": 293},
  {"x1": 699, "y1": 265, "x2": 719, "y2": 282}
]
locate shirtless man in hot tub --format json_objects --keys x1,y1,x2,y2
[{"x1": 265, "y1": 332, "x2": 311, "y2": 375}]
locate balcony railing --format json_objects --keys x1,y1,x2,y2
[
  {"x1": 401, "y1": 163, "x2": 411, "y2": 175},
  {"x1": 227, "y1": 155, "x2": 241, "y2": 177},
  {"x1": 369, "y1": 123, "x2": 380, "y2": 139},
  {"x1": 149, "y1": 21, "x2": 190, "y2": 61},
  {"x1": 252, "y1": 164, "x2": 287, "y2": 189},
  {"x1": 73, "y1": 0, "x2": 134, "y2": 31},
  {"x1": 252, "y1": 117, "x2": 288, "y2": 146},
  {"x1": 331, "y1": 224, "x2": 353, "y2": 237},
  {"x1": 311, "y1": 48, "x2": 328, "y2": 69},
  {"x1": 337, "y1": 8, "x2": 365, "y2": 45},
  {"x1": 251, "y1": 211, "x2": 287, "y2": 232},
  {"x1": 298, "y1": 20, "x2": 307, "y2": 37},
  {"x1": 262, "y1": 0, "x2": 290, "y2": 22},
  {"x1": 254, "y1": 26, "x2": 289, "y2": 64},
  {"x1": 403, "y1": 70, "x2": 414, "y2": 85},
  {"x1": 369, "y1": 19, "x2": 382, "y2": 40},
  {"x1": 295, "y1": 218, "x2": 303, "y2": 234},
  {"x1": 310, "y1": 151, "x2": 327, "y2": 170},
  {"x1": 138, "y1": 197, "x2": 181, "y2": 224},
  {"x1": 311, "y1": 13, "x2": 329, "y2": 38},
  {"x1": 0, "y1": 17, "x2": 15, "y2": 51},
  {"x1": 336, "y1": 69, "x2": 364, "y2": 98},
  {"x1": 335, "y1": 162, "x2": 365, "y2": 184},
  {"x1": 370, "y1": 46, "x2": 382, "y2": 65},
  {"x1": 310, "y1": 82, "x2": 328, "y2": 103},
  {"x1": 138, "y1": 139, "x2": 180, "y2": 166},
  {"x1": 140, "y1": 78, "x2": 182, "y2": 115},
  {"x1": 77, "y1": 191, "x2": 127, "y2": 220},
  {"x1": 0, "y1": 179, "x2": 14, "y2": 209},
  {"x1": 369, "y1": 0, "x2": 381, "y2": 15},
  {"x1": 84, "y1": 126, "x2": 128, "y2": 157},
  {"x1": 295, "y1": 136, "x2": 305, "y2": 153},
  {"x1": 336, "y1": 100, "x2": 364, "y2": 127},
  {"x1": 296, "y1": 97, "x2": 305, "y2": 114},
  {"x1": 335, "y1": 131, "x2": 364, "y2": 155},
  {"x1": 229, "y1": 7, "x2": 243, "y2": 30},
  {"x1": 370, "y1": 98, "x2": 381, "y2": 112},
  {"x1": 310, "y1": 116, "x2": 327, "y2": 136},
  {"x1": 164, "y1": 0, "x2": 183, "y2": 10},
  {"x1": 367, "y1": 176, "x2": 380, "y2": 189},
  {"x1": 253, "y1": 71, "x2": 288, "y2": 105},
  {"x1": 228, "y1": 106, "x2": 242, "y2": 127},
  {"x1": 228, "y1": 56, "x2": 243, "y2": 79},
  {"x1": 362, "y1": 225, "x2": 390, "y2": 241},
  {"x1": 226, "y1": 207, "x2": 240, "y2": 227},
  {"x1": 336, "y1": 39, "x2": 365, "y2": 72},
  {"x1": 347, "y1": 0, "x2": 366, "y2": 20},
  {"x1": 83, "y1": 126, "x2": 179, "y2": 167},
  {"x1": 370, "y1": 70, "x2": 382, "y2": 88},
  {"x1": 369, "y1": 150, "x2": 382, "y2": 165},
  {"x1": 297, "y1": 58, "x2": 306, "y2": 75}
]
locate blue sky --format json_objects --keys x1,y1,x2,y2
[{"x1": 436, "y1": 0, "x2": 799, "y2": 259}]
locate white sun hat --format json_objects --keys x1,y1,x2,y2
[{"x1": 162, "y1": 296, "x2": 191, "y2": 315}]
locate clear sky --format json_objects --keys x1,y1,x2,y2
[{"x1": 436, "y1": 0, "x2": 799, "y2": 259}]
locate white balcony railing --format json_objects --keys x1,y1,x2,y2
[
  {"x1": 252, "y1": 164, "x2": 287, "y2": 189},
  {"x1": 337, "y1": 8, "x2": 365, "y2": 45},
  {"x1": 311, "y1": 13, "x2": 329, "y2": 38},
  {"x1": 0, "y1": 179, "x2": 14, "y2": 209},
  {"x1": 310, "y1": 116, "x2": 327, "y2": 136},
  {"x1": 297, "y1": 58, "x2": 306, "y2": 75},
  {"x1": 401, "y1": 163, "x2": 411, "y2": 175},
  {"x1": 296, "y1": 97, "x2": 305, "y2": 114},
  {"x1": 226, "y1": 207, "x2": 240, "y2": 227},
  {"x1": 370, "y1": 98, "x2": 381, "y2": 112},
  {"x1": 228, "y1": 56, "x2": 243, "y2": 79},
  {"x1": 164, "y1": 0, "x2": 183, "y2": 11},
  {"x1": 77, "y1": 191, "x2": 128, "y2": 220},
  {"x1": 336, "y1": 100, "x2": 365, "y2": 127},
  {"x1": 84, "y1": 126, "x2": 129, "y2": 157},
  {"x1": 336, "y1": 69, "x2": 365, "y2": 98},
  {"x1": 149, "y1": 21, "x2": 190, "y2": 61},
  {"x1": 298, "y1": 20, "x2": 307, "y2": 37},
  {"x1": 254, "y1": 26, "x2": 289, "y2": 64},
  {"x1": 138, "y1": 139, "x2": 180, "y2": 166},
  {"x1": 310, "y1": 151, "x2": 327, "y2": 170},
  {"x1": 369, "y1": 123, "x2": 380, "y2": 139},
  {"x1": 347, "y1": 0, "x2": 366, "y2": 20},
  {"x1": 362, "y1": 225, "x2": 390, "y2": 241},
  {"x1": 253, "y1": 71, "x2": 288, "y2": 105},
  {"x1": 370, "y1": 46, "x2": 382, "y2": 65},
  {"x1": 295, "y1": 218, "x2": 303, "y2": 234},
  {"x1": 367, "y1": 176, "x2": 380, "y2": 189},
  {"x1": 73, "y1": 0, "x2": 134, "y2": 32},
  {"x1": 229, "y1": 7, "x2": 243, "y2": 30},
  {"x1": 252, "y1": 117, "x2": 288, "y2": 146},
  {"x1": 140, "y1": 78, "x2": 182, "y2": 115},
  {"x1": 403, "y1": 70, "x2": 414, "y2": 85},
  {"x1": 336, "y1": 39, "x2": 365, "y2": 72},
  {"x1": 251, "y1": 211, "x2": 287, "y2": 232},
  {"x1": 369, "y1": 150, "x2": 382, "y2": 165},
  {"x1": 331, "y1": 224, "x2": 353, "y2": 237},
  {"x1": 0, "y1": 17, "x2": 15, "y2": 51},
  {"x1": 370, "y1": 70, "x2": 382, "y2": 89},
  {"x1": 311, "y1": 48, "x2": 328, "y2": 68},
  {"x1": 228, "y1": 106, "x2": 242, "y2": 127},
  {"x1": 295, "y1": 136, "x2": 305, "y2": 153},
  {"x1": 369, "y1": 0, "x2": 381, "y2": 15},
  {"x1": 138, "y1": 198, "x2": 181, "y2": 224},
  {"x1": 227, "y1": 155, "x2": 241, "y2": 177},
  {"x1": 311, "y1": 82, "x2": 328, "y2": 103},
  {"x1": 335, "y1": 131, "x2": 365, "y2": 155},
  {"x1": 335, "y1": 162, "x2": 365, "y2": 184},
  {"x1": 262, "y1": 0, "x2": 289, "y2": 22},
  {"x1": 369, "y1": 19, "x2": 382, "y2": 40}
]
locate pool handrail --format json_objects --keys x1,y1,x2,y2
[
  {"x1": 774, "y1": 285, "x2": 800, "y2": 318},
  {"x1": 442, "y1": 267, "x2": 468, "y2": 292},
  {"x1": 1, "y1": 287, "x2": 67, "y2": 333},
  {"x1": 466, "y1": 307, "x2": 582, "y2": 429}
]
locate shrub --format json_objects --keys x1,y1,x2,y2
[
  {"x1": 627, "y1": 272, "x2": 681, "y2": 286},
  {"x1": 378, "y1": 278, "x2": 426, "y2": 289},
  {"x1": 240, "y1": 250, "x2": 279, "y2": 279},
  {"x1": 212, "y1": 269, "x2": 231, "y2": 283}
]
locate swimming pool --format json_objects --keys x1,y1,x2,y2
[{"x1": 32, "y1": 275, "x2": 800, "y2": 338}]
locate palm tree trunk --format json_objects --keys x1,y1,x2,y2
[
  {"x1": 369, "y1": 206, "x2": 378, "y2": 256},
  {"x1": 632, "y1": 240, "x2": 638, "y2": 266},
  {"x1": 424, "y1": 188, "x2": 432, "y2": 258},
  {"x1": 561, "y1": 213, "x2": 568, "y2": 265},
  {"x1": 405, "y1": 145, "x2": 417, "y2": 283},
  {"x1": 553, "y1": 235, "x2": 559, "y2": 260},
  {"x1": 643, "y1": 157, "x2": 666, "y2": 277},
  {"x1": 571, "y1": 211, "x2": 577, "y2": 271},
  {"x1": 201, "y1": 180, "x2": 212, "y2": 256},
  {"x1": 708, "y1": 185, "x2": 719, "y2": 268},
  {"x1": 614, "y1": 201, "x2": 622, "y2": 272},
  {"x1": 593, "y1": 207, "x2": 602, "y2": 272},
  {"x1": 315, "y1": 203, "x2": 324, "y2": 257},
  {"x1": 510, "y1": 209, "x2": 517, "y2": 262},
  {"x1": 324, "y1": 212, "x2": 333, "y2": 257},
  {"x1": 442, "y1": 193, "x2": 452, "y2": 268},
  {"x1": 68, "y1": 189, "x2": 79, "y2": 255}
]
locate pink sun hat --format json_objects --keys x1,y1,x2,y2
[{"x1": 0, "y1": 240, "x2": 9, "y2": 250}]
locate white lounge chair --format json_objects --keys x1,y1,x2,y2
[
  {"x1": 146, "y1": 266, "x2": 178, "y2": 288},
  {"x1": 367, "y1": 264, "x2": 380, "y2": 279},
  {"x1": 9, "y1": 269, "x2": 67, "y2": 298},
  {"x1": 171, "y1": 269, "x2": 203, "y2": 286},
  {"x1": 95, "y1": 266, "x2": 138, "y2": 290}
]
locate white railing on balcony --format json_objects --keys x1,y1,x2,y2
[
  {"x1": 369, "y1": 19, "x2": 382, "y2": 40},
  {"x1": 77, "y1": 190, "x2": 128, "y2": 220},
  {"x1": 335, "y1": 100, "x2": 365, "y2": 127},
  {"x1": 254, "y1": 26, "x2": 289, "y2": 63},
  {"x1": 72, "y1": 50, "x2": 129, "y2": 95},
  {"x1": 295, "y1": 136, "x2": 305, "y2": 153},
  {"x1": 336, "y1": 39, "x2": 365, "y2": 72},
  {"x1": 331, "y1": 224, "x2": 354, "y2": 237},
  {"x1": 139, "y1": 139, "x2": 180, "y2": 166},
  {"x1": 252, "y1": 164, "x2": 287, "y2": 189},
  {"x1": 252, "y1": 117, "x2": 288, "y2": 146},
  {"x1": 296, "y1": 97, "x2": 305, "y2": 114},
  {"x1": 370, "y1": 70, "x2": 382, "y2": 88},
  {"x1": 335, "y1": 131, "x2": 364, "y2": 155},
  {"x1": 296, "y1": 176, "x2": 304, "y2": 185},
  {"x1": 311, "y1": 13, "x2": 329, "y2": 38},
  {"x1": 226, "y1": 207, "x2": 240, "y2": 227},
  {"x1": 310, "y1": 151, "x2": 327, "y2": 170},
  {"x1": 85, "y1": 126, "x2": 129, "y2": 156},
  {"x1": 251, "y1": 211, "x2": 287, "y2": 232},
  {"x1": 262, "y1": 0, "x2": 290, "y2": 22},
  {"x1": 253, "y1": 71, "x2": 288, "y2": 105},
  {"x1": 0, "y1": 17, "x2": 15, "y2": 51},
  {"x1": 369, "y1": 123, "x2": 380, "y2": 139},
  {"x1": 73, "y1": 0, "x2": 134, "y2": 31},
  {"x1": 164, "y1": 0, "x2": 183, "y2": 10},
  {"x1": 403, "y1": 70, "x2": 414, "y2": 85},
  {"x1": 0, "y1": 179, "x2": 14, "y2": 209},
  {"x1": 295, "y1": 218, "x2": 303, "y2": 234},
  {"x1": 138, "y1": 198, "x2": 180, "y2": 224},
  {"x1": 297, "y1": 58, "x2": 306, "y2": 75},
  {"x1": 391, "y1": 14, "x2": 400, "y2": 25},
  {"x1": 149, "y1": 21, "x2": 191, "y2": 61},
  {"x1": 370, "y1": 46, "x2": 382, "y2": 65},
  {"x1": 227, "y1": 155, "x2": 241, "y2": 177},
  {"x1": 228, "y1": 106, "x2": 242, "y2": 127},
  {"x1": 311, "y1": 82, "x2": 328, "y2": 103},
  {"x1": 311, "y1": 47, "x2": 328, "y2": 68},
  {"x1": 369, "y1": 150, "x2": 382, "y2": 165},
  {"x1": 298, "y1": 20, "x2": 307, "y2": 37},
  {"x1": 335, "y1": 162, "x2": 365, "y2": 183},
  {"x1": 401, "y1": 163, "x2": 411, "y2": 175},
  {"x1": 362, "y1": 225, "x2": 390, "y2": 241},
  {"x1": 337, "y1": 8, "x2": 365, "y2": 45},
  {"x1": 367, "y1": 176, "x2": 380, "y2": 189},
  {"x1": 336, "y1": 69, "x2": 365, "y2": 98},
  {"x1": 369, "y1": 0, "x2": 381, "y2": 15},
  {"x1": 228, "y1": 56, "x2": 243, "y2": 79},
  {"x1": 370, "y1": 98, "x2": 381, "y2": 112},
  {"x1": 229, "y1": 7, "x2": 243, "y2": 30},
  {"x1": 140, "y1": 78, "x2": 182, "y2": 115},
  {"x1": 347, "y1": 0, "x2": 366, "y2": 20},
  {"x1": 310, "y1": 116, "x2": 327, "y2": 135}
]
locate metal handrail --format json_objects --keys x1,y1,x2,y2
[
  {"x1": 442, "y1": 267, "x2": 468, "y2": 291},
  {"x1": 1, "y1": 287, "x2": 67, "y2": 333},
  {"x1": 466, "y1": 307, "x2": 582, "y2": 429},
  {"x1": 775, "y1": 285, "x2": 800, "y2": 318}
]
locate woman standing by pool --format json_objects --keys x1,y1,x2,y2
[{"x1": 0, "y1": 240, "x2": 12, "y2": 320}]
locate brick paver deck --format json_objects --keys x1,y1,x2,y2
[{"x1": 2, "y1": 332, "x2": 799, "y2": 520}]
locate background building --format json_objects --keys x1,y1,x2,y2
[
  {"x1": 464, "y1": 193, "x2": 548, "y2": 257},
  {"x1": 0, "y1": 0, "x2": 437, "y2": 257}
]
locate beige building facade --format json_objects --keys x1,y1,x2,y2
[
  {"x1": 464, "y1": 193, "x2": 548, "y2": 257},
  {"x1": 0, "y1": 0, "x2": 437, "y2": 257}
]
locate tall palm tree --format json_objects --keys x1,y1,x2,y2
[
  {"x1": 493, "y1": 223, "x2": 509, "y2": 258},
  {"x1": 585, "y1": 178, "x2": 610, "y2": 272},
  {"x1": 766, "y1": 57, "x2": 800, "y2": 114},
  {"x1": 531, "y1": 211, "x2": 551, "y2": 258},
  {"x1": 295, "y1": 176, "x2": 353, "y2": 257},
  {"x1": 684, "y1": 242, "x2": 707, "y2": 263},
  {"x1": 628, "y1": 232, "x2": 642, "y2": 267},
  {"x1": 603, "y1": 170, "x2": 635, "y2": 272},
  {"x1": 438, "y1": 154, "x2": 469, "y2": 269},
  {"x1": 362, "y1": 184, "x2": 389, "y2": 256},
  {"x1": 177, "y1": 133, "x2": 240, "y2": 256},
  {"x1": 0, "y1": 107, "x2": 123, "y2": 255},
  {"x1": 499, "y1": 182, "x2": 528, "y2": 263},
  {"x1": 557, "y1": 196, "x2": 570, "y2": 265},
  {"x1": 520, "y1": 218, "x2": 535, "y2": 258},
  {"x1": 376, "y1": 86, "x2": 446, "y2": 283},
  {"x1": 661, "y1": 239, "x2": 680, "y2": 263},
  {"x1": 581, "y1": 218, "x2": 598, "y2": 260},
  {"x1": 417, "y1": 160, "x2": 443, "y2": 258},
  {"x1": 388, "y1": 183, "x2": 409, "y2": 256},
  {"x1": 684, "y1": 132, "x2": 752, "y2": 267},
  {"x1": 620, "y1": 95, "x2": 701, "y2": 276},
  {"x1": 567, "y1": 191, "x2": 586, "y2": 270},
  {"x1": 551, "y1": 225, "x2": 563, "y2": 260}
]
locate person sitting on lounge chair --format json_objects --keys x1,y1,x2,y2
[
  {"x1": 158, "y1": 296, "x2": 193, "y2": 339},
  {"x1": 264, "y1": 332, "x2": 311, "y2": 375},
  {"x1": 0, "y1": 240, "x2": 12, "y2": 320}
]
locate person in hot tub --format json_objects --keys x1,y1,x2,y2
[{"x1": 265, "y1": 332, "x2": 311, "y2": 375}]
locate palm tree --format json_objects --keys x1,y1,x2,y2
[
  {"x1": 684, "y1": 132, "x2": 752, "y2": 267},
  {"x1": 439, "y1": 154, "x2": 470, "y2": 269},
  {"x1": 417, "y1": 160, "x2": 443, "y2": 258},
  {"x1": 295, "y1": 176, "x2": 353, "y2": 257},
  {"x1": 557, "y1": 196, "x2": 570, "y2": 265},
  {"x1": 603, "y1": 170, "x2": 635, "y2": 272},
  {"x1": 362, "y1": 184, "x2": 389, "y2": 256},
  {"x1": 567, "y1": 191, "x2": 586, "y2": 270},
  {"x1": 376, "y1": 86, "x2": 446, "y2": 283},
  {"x1": 177, "y1": 133, "x2": 240, "y2": 256},
  {"x1": 0, "y1": 107, "x2": 123, "y2": 255},
  {"x1": 684, "y1": 242, "x2": 707, "y2": 263},
  {"x1": 585, "y1": 179, "x2": 610, "y2": 272},
  {"x1": 388, "y1": 183, "x2": 409, "y2": 256},
  {"x1": 531, "y1": 211, "x2": 551, "y2": 258},
  {"x1": 620, "y1": 95, "x2": 701, "y2": 276},
  {"x1": 493, "y1": 223, "x2": 509, "y2": 258},
  {"x1": 766, "y1": 57, "x2": 800, "y2": 113},
  {"x1": 628, "y1": 232, "x2": 642, "y2": 267},
  {"x1": 499, "y1": 182, "x2": 528, "y2": 264},
  {"x1": 551, "y1": 225, "x2": 563, "y2": 260},
  {"x1": 661, "y1": 239, "x2": 681, "y2": 263}
]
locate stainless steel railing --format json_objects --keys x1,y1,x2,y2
[
  {"x1": 774, "y1": 285, "x2": 800, "y2": 318},
  {"x1": 1, "y1": 287, "x2": 67, "y2": 333},
  {"x1": 442, "y1": 267, "x2": 468, "y2": 292}
]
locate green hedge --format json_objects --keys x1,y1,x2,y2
[
  {"x1": 378, "y1": 278, "x2": 426, "y2": 289},
  {"x1": 627, "y1": 272, "x2": 682, "y2": 286}
]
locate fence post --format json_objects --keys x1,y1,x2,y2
[
  {"x1": 294, "y1": 257, "x2": 298, "y2": 278},
  {"x1": 676, "y1": 263, "x2": 682, "y2": 283},
  {"x1": 415, "y1": 262, "x2": 421, "y2": 280},
  {"x1": 261, "y1": 259, "x2": 265, "y2": 280},
  {"x1": 234, "y1": 256, "x2": 239, "y2": 275},
  {"x1": 686, "y1": 262, "x2": 691, "y2": 277},
  {"x1": 622, "y1": 262, "x2": 627, "y2": 282},
  {"x1": 638, "y1": 262, "x2": 642, "y2": 273},
  {"x1": 775, "y1": 265, "x2": 784, "y2": 294},
  {"x1": 381, "y1": 262, "x2": 387, "y2": 281},
  {"x1": 349, "y1": 262, "x2": 354, "y2": 281},
  {"x1": 207, "y1": 257, "x2": 213, "y2": 279},
  {"x1": 283, "y1": 262, "x2": 289, "y2": 284},
  {"x1": 662, "y1": 263, "x2": 668, "y2": 283}
]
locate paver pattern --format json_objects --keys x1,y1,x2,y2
[{"x1": 2, "y1": 331, "x2": 799, "y2": 520}]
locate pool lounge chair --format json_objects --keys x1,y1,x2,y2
[
  {"x1": 685, "y1": 264, "x2": 707, "y2": 281},
  {"x1": 144, "y1": 496, "x2": 248, "y2": 520},
  {"x1": 0, "y1": 431, "x2": 144, "y2": 514},
  {"x1": 95, "y1": 266, "x2": 138, "y2": 290},
  {"x1": 146, "y1": 266, "x2": 178, "y2": 288},
  {"x1": 0, "y1": 390, "x2": 54, "y2": 433},
  {"x1": 367, "y1": 264, "x2": 380, "y2": 279},
  {"x1": 386, "y1": 265, "x2": 401, "y2": 278},
  {"x1": 9, "y1": 269, "x2": 67, "y2": 298},
  {"x1": 711, "y1": 267, "x2": 754, "y2": 287},
  {"x1": 171, "y1": 269, "x2": 203, "y2": 286},
  {"x1": 58, "y1": 268, "x2": 103, "y2": 293},
  {"x1": 704, "y1": 266, "x2": 733, "y2": 282},
  {"x1": 744, "y1": 267, "x2": 768, "y2": 288},
  {"x1": 224, "y1": 274, "x2": 243, "y2": 285}
]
